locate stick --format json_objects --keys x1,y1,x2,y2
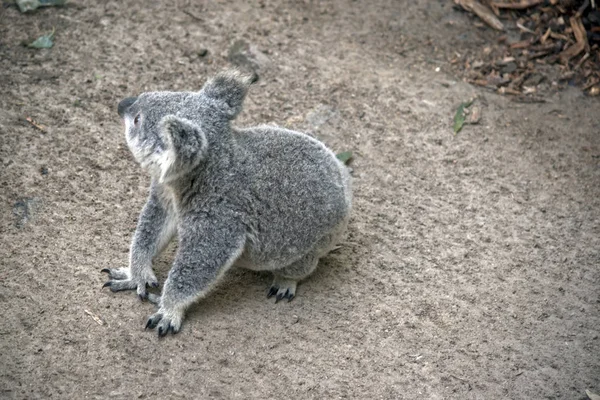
[
  {"x1": 25, "y1": 117, "x2": 47, "y2": 132},
  {"x1": 182, "y1": 10, "x2": 202, "y2": 21},
  {"x1": 455, "y1": 0, "x2": 505, "y2": 31},
  {"x1": 576, "y1": 0, "x2": 590, "y2": 17},
  {"x1": 84, "y1": 309, "x2": 106, "y2": 326}
]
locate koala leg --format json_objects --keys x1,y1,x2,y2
[
  {"x1": 268, "y1": 251, "x2": 319, "y2": 303},
  {"x1": 145, "y1": 215, "x2": 246, "y2": 336},
  {"x1": 102, "y1": 184, "x2": 176, "y2": 299}
]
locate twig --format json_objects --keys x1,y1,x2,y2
[
  {"x1": 516, "y1": 22, "x2": 535, "y2": 34},
  {"x1": 576, "y1": 0, "x2": 590, "y2": 17},
  {"x1": 58, "y1": 15, "x2": 84, "y2": 24},
  {"x1": 450, "y1": 374, "x2": 469, "y2": 382},
  {"x1": 84, "y1": 309, "x2": 106, "y2": 326},
  {"x1": 25, "y1": 117, "x2": 47, "y2": 133},
  {"x1": 182, "y1": 9, "x2": 203, "y2": 21},
  {"x1": 583, "y1": 78, "x2": 599, "y2": 90},
  {"x1": 491, "y1": 0, "x2": 544, "y2": 9},
  {"x1": 511, "y1": 95, "x2": 546, "y2": 103},
  {"x1": 574, "y1": 52, "x2": 590, "y2": 70},
  {"x1": 510, "y1": 39, "x2": 534, "y2": 49},
  {"x1": 499, "y1": 86, "x2": 522, "y2": 95},
  {"x1": 540, "y1": 28, "x2": 551, "y2": 44},
  {"x1": 549, "y1": 31, "x2": 571, "y2": 42},
  {"x1": 559, "y1": 17, "x2": 588, "y2": 62}
]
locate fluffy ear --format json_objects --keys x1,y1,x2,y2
[
  {"x1": 158, "y1": 115, "x2": 207, "y2": 183},
  {"x1": 200, "y1": 70, "x2": 253, "y2": 119}
]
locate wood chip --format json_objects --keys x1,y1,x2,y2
[
  {"x1": 516, "y1": 22, "x2": 535, "y2": 33},
  {"x1": 540, "y1": 27, "x2": 551, "y2": 44},
  {"x1": 455, "y1": 0, "x2": 505, "y2": 31},
  {"x1": 498, "y1": 86, "x2": 522, "y2": 95},
  {"x1": 549, "y1": 31, "x2": 571, "y2": 41},
  {"x1": 25, "y1": 116, "x2": 47, "y2": 132},
  {"x1": 470, "y1": 79, "x2": 491, "y2": 87},
  {"x1": 84, "y1": 309, "x2": 106, "y2": 326},
  {"x1": 510, "y1": 39, "x2": 533, "y2": 49}
]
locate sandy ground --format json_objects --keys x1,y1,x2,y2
[{"x1": 1, "y1": 0, "x2": 599, "y2": 399}]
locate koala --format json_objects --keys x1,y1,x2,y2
[{"x1": 102, "y1": 71, "x2": 351, "y2": 336}]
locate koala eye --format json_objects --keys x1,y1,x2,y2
[{"x1": 134, "y1": 114, "x2": 141, "y2": 126}]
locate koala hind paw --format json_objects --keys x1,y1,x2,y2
[{"x1": 267, "y1": 278, "x2": 297, "y2": 303}]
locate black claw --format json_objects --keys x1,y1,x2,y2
[
  {"x1": 102, "y1": 281, "x2": 112, "y2": 288},
  {"x1": 275, "y1": 292, "x2": 284, "y2": 303},
  {"x1": 151, "y1": 282, "x2": 159, "y2": 288},
  {"x1": 267, "y1": 286, "x2": 278, "y2": 298},
  {"x1": 145, "y1": 314, "x2": 161, "y2": 330},
  {"x1": 158, "y1": 326, "x2": 168, "y2": 337},
  {"x1": 101, "y1": 268, "x2": 110, "y2": 274},
  {"x1": 138, "y1": 294, "x2": 145, "y2": 302},
  {"x1": 287, "y1": 293, "x2": 295, "y2": 302}
]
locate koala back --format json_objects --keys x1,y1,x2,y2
[{"x1": 230, "y1": 125, "x2": 351, "y2": 268}]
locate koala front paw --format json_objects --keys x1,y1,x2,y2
[
  {"x1": 101, "y1": 267, "x2": 159, "y2": 300},
  {"x1": 145, "y1": 308, "x2": 184, "y2": 337}
]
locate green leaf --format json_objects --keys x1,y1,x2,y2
[
  {"x1": 17, "y1": 0, "x2": 66, "y2": 13},
  {"x1": 453, "y1": 100, "x2": 473, "y2": 134},
  {"x1": 28, "y1": 29, "x2": 54, "y2": 49},
  {"x1": 336, "y1": 151, "x2": 353, "y2": 164}
]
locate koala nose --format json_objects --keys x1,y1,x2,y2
[{"x1": 118, "y1": 97, "x2": 138, "y2": 118}]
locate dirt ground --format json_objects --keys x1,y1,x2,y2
[{"x1": 1, "y1": 0, "x2": 599, "y2": 399}]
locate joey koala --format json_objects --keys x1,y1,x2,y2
[{"x1": 102, "y1": 71, "x2": 351, "y2": 336}]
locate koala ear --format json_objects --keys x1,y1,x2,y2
[
  {"x1": 158, "y1": 115, "x2": 208, "y2": 183},
  {"x1": 200, "y1": 70, "x2": 253, "y2": 119}
]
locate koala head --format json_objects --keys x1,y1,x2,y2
[{"x1": 117, "y1": 71, "x2": 253, "y2": 183}]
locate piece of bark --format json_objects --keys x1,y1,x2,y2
[
  {"x1": 510, "y1": 39, "x2": 534, "y2": 49},
  {"x1": 559, "y1": 16, "x2": 588, "y2": 62},
  {"x1": 455, "y1": 0, "x2": 505, "y2": 31}
]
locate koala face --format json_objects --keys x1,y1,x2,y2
[
  {"x1": 118, "y1": 93, "x2": 191, "y2": 176},
  {"x1": 117, "y1": 72, "x2": 252, "y2": 183},
  {"x1": 118, "y1": 92, "x2": 210, "y2": 183}
]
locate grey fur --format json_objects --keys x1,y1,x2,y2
[{"x1": 103, "y1": 71, "x2": 351, "y2": 336}]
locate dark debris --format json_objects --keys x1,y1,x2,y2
[{"x1": 453, "y1": 0, "x2": 600, "y2": 97}]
